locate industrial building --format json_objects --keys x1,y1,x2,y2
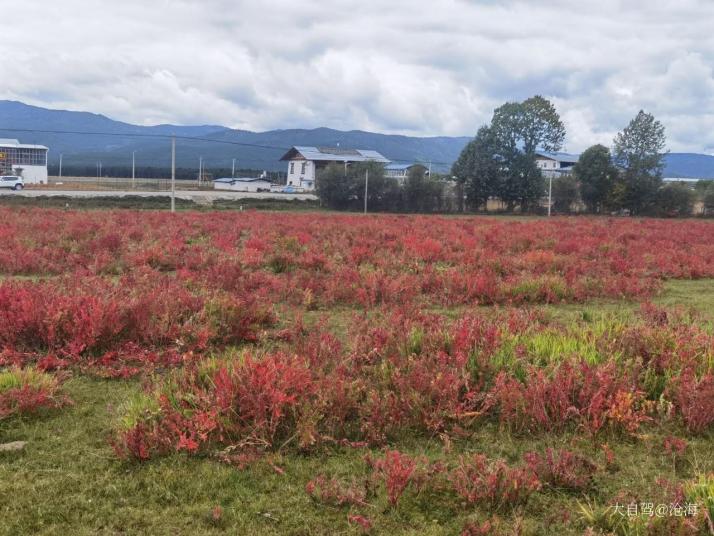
[{"x1": 0, "y1": 139, "x2": 49, "y2": 184}]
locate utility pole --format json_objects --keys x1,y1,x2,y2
[
  {"x1": 59, "y1": 154, "x2": 63, "y2": 178},
  {"x1": 547, "y1": 174, "x2": 553, "y2": 217},
  {"x1": 99, "y1": 162, "x2": 102, "y2": 179},
  {"x1": 364, "y1": 169, "x2": 369, "y2": 214},
  {"x1": 132, "y1": 151, "x2": 136, "y2": 189},
  {"x1": 232, "y1": 158, "x2": 236, "y2": 178},
  {"x1": 428, "y1": 161, "x2": 432, "y2": 177},
  {"x1": 198, "y1": 156, "x2": 203, "y2": 185},
  {"x1": 171, "y1": 136, "x2": 176, "y2": 213}
]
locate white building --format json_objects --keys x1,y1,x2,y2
[
  {"x1": 279, "y1": 146, "x2": 390, "y2": 191},
  {"x1": 535, "y1": 151, "x2": 579, "y2": 178},
  {"x1": 384, "y1": 163, "x2": 430, "y2": 183},
  {"x1": 213, "y1": 177, "x2": 273, "y2": 192},
  {"x1": 0, "y1": 139, "x2": 49, "y2": 184}
]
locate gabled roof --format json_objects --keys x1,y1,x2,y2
[
  {"x1": 535, "y1": 151, "x2": 580, "y2": 164},
  {"x1": 280, "y1": 146, "x2": 390, "y2": 163}
]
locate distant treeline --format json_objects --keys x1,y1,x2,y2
[
  {"x1": 316, "y1": 96, "x2": 714, "y2": 217},
  {"x1": 47, "y1": 165, "x2": 287, "y2": 182}
]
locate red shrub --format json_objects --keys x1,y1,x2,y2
[
  {"x1": 450, "y1": 454, "x2": 541, "y2": 509},
  {"x1": 672, "y1": 372, "x2": 714, "y2": 433},
  {"x1": 366, "y1": 450, "x2": 423, "y2": 507},
  {"x1": 523, "y1": 448, "x2": 597, "y2": 491}
]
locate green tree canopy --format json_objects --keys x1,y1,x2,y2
[
  {"x1": 613, "y1": 110, "x2": 667, "y2": 214},
  {"x1": 573, "y1": 144, "x2": 619, "y2": 213},
  {"x1": 654, "y1": 183, "x2": 695, "y2": 217},
  {"x1": 451, "y1": 125, "x2": 501, "y2": 210},
  {"x1": 454, "y1": 95, "x2": 563, "y2": 212}
]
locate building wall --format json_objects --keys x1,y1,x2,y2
[
  {"x1": 286, "y1": 159, "x2": 316, "y2": 190},
  {"x1": 535, "y1": 158, "x2": 558, "y2": 170},
  {"x1": 13, "y1": 164, "x2": 48, "y2": 184},
  {"x1": 214, "y1": 180, "x2": 272, "y2": 192}
]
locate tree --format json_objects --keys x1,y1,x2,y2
[
  {"x1": 490, "y1": 95, "x2": 564, "y2": 210},
  {"x1": 316, "y1": 163, "x2": 357, "y2": 210},
  {"x1": 703, "y1": 183, "x2": 714, "y2": 216},
  {"x1": 551, "y1": 175, "x2": 579, "y2": 214},
  {"x1": 653, "y1": 183, "x2": 695, "y2": 217},
  {"x1": 573, "y1": 144, "x2": 619, "y2": 213},
  {"x1": 519, "y1": 95, "x2": 567, "y2": 154},
  {"x1": 451, "y1": 126, "x2": 501, "y2": 211},
  {"x1": 613, "y1": 110, "x2": 667, "y2": 214}
]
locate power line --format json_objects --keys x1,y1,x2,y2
[
  {"x1": 0, "y1": 127, "x2": 456, "y2": 167},
  {"x1": 0, "y1": 127, "x2": 291, "y2": 151}
]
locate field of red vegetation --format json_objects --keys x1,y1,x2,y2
[{"x1": 1, "y1": 207, "x2": 713, "y2": 535}]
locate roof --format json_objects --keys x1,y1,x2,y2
[
  {"x1": 535, "y1": 151, "x2": 580, "y2": 164},
  {"x1": 214, "y1": 177, "x2": 272, "y2": 183},
  {"x1": 0, "y1": 138, "x2": 49, "y2": 150},
  {"x1": 280, "y1": 146, "x2": 390, "y2": 163},
  {"x1": 385, "y1": 163, "x2": 428, "y2": 171}
]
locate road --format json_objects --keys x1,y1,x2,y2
[{"x1": 0, "y1": 189, "x2": 318, "y2": 203}]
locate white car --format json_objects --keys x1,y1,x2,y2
[{"x1": 0, "y1": 176, "x2": 24, "y2": 190}]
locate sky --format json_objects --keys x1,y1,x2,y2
[{"x1": 1, "y1": 0, "x2": 713, "y2": 153}]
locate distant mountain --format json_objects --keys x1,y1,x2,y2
[
  {"x1": 2, "y1": 100, "x2": 712, "y2": 177},
  {"x1": 0, "y1": 100, "x2": 470, "y2": 172},
  {"x1": 663, "y1": 153, "x2": 714, "y2": 179}
]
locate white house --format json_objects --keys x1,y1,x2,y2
[
  {"x1": 279, "y1": 146, "x2": 390, "y2": 191},
  {"x1": 384, "y1": 163, "x2": 430, "y2": 183},
  {"x1": 213, "y1": 177, "x2": 273, "y2": 192},
  {"x1": 535, "y1": 151, "x2": 579, "y2": 178},
  {"x1": 0, "y1": 139, "x2": 49, "y2": 184}
]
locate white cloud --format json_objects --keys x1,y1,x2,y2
[{"x1": 1, "y1": 0, "x2": 713, "y2": 152}]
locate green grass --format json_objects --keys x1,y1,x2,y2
[
  {"x1": 1, "y1": 280, "x2": 713, "y2": 535},
  {"x1": 0, "y1": 195, "x2": 321, "y2": 212}
]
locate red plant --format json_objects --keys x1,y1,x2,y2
[
  {"x1": 450, "y1": 454, "x2": 541, "y2": 509},
  {"x1": 461, "y1": 520, "x2": 494, "y2": 536},
  {"x1": 366, "y1": 450, "x2": 422, "y2": 507},
  {"x1": 0, "y1": 368, "x2": 69, "y2": 420},
  {"x1": 672, "y1": 372, "x2": 714, "y2": 433},
  {"x1": 305, "y1": 475, "x2": 368, "y2": 507},
  {"x1": 663, "y1": 436, "x2": 688, "y2": 457},
  {"x1": 347, "y1": 514, "x2": 373, "y2": 532},
  {"x1": 523, "y1": 448, "x2": 597, "y2": 491}
]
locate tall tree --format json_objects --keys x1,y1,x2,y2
[
  {"x1": 613, "y1": 110, "x2": 667, "y2": 214},
  {"x1": 574, "y1": 144, "x2": 618, "y2": 213},
  {"x1": 490, "y1": 96, "x2": 564, "y2": 210},
  {"x1": 451, "y1": 125, "x2": 501, "y2": 210},
  {"x1": 519, "y1": 95, "x2": 566, "y2": 154}
]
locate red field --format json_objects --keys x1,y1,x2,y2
[{"x1": 1, "y1": 208, "x2": 713, "y2": 534}]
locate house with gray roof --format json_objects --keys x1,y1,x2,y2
[
  {"x1": 535, "y1": 151, "x2": 580, "y2": 178},
  {"x1": 279, "y1": 146, "x2": 390, "y2": 191}
]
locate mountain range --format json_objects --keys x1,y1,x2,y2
[{"x1": 1, "y1": 100, "x2": 713, "y2": 178}]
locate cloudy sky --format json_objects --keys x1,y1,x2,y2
[{"x1": 2, "y1": 0, "x2": 713, "y2": 152}]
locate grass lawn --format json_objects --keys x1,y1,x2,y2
[{"x1": 1, "y1": 279, "x2": 713, "y2": 535}]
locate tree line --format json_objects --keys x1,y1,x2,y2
[{"x1": 316, "y1": 95, "x2": 713, "y2": 217}]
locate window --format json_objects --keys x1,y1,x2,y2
[
  {"x1": 290, "y1": 162, "x2": 294, "y2": 174},
  {"x1": 301, "y1": 162, "x2": 307, "y2": 174}
]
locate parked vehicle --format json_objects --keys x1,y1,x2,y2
[{"x1": 0, "y1": 176, "x2": 24, "y2": 190}]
